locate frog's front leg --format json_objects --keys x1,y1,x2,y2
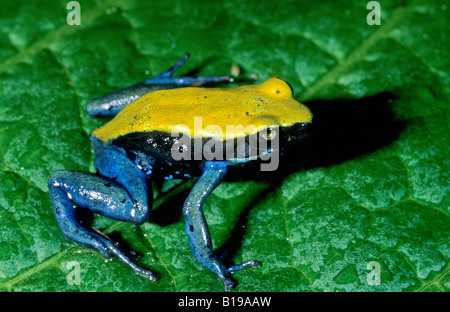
[
  {"x1": 183, "y1": 161, "x2": 261, "y2": 290},
  {"x1": 86, "y1": 53, "x2": 233, "y2": 117},
  {"x1": 48, "y1": 146, "x2": 155, "y2": 280}
]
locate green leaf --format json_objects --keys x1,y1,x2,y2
[{"x1": 0, "y1": 0, "x2": 448, "y2": 292}]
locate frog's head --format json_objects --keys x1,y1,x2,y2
[
  {"x1": 225, "y1": 78, "x2": 312, "y2": 170},
  {"x1": 248, "y1": 77, "x2": 312, "y2": 148}
]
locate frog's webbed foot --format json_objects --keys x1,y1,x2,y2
[
  {"x1": 207, "y1": 260, "x2": 261, "y2": 291},
  {"x1": 219, "y1": 260, "x2": 261, "y2": 291}
]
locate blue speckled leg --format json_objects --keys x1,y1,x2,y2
[
  {"x1": 86, "y1": 53, "x2": 233, "y2": 117},
  {"x1": 183, "y1": 161, "x2": 260, "y2": 290},
  {"x1": 48, "y1": 144, "x2": 155, "y2": 280}
]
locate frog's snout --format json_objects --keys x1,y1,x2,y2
[{"x1": 282, "y1": 121, "x2": 311, "y2": 144}]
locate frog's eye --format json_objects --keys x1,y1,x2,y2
[{"x1": 261, "y1": 127, "x2": 277, "y2": 141}]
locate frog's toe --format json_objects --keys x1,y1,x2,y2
[
  {"x1": 226, "y1": 260, "x2": 261, "y2": 274},
  {"x1": 93, "y1": 240, "x2": 114, "y2": 259},
  {"x1": 104, "y1": 242, "x2": 157, "y2": 280},
  {"x1": 87, "y1": 231, "x2": 115, "y2": 258},
  {"x1": 90, "y1": 233, "x2": 157, "y2": 281}
]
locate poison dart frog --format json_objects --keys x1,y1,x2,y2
[{"x1": 48, "y1": 54, "x2": 312, "y2": 290}]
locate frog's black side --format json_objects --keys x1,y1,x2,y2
[
  {"x1": 110, "y1": 131, "x2": 203, "y2": 180},
  {"x1": 109, "y1": 129, "x2": 285, "y2": 180}
]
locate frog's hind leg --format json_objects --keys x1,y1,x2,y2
[
  {"x1": 86, "y1": 53, "x2": 233, "y2": 117},
  {"x1": 48, "y1": 147, "x2": 155, "y2": 280}
]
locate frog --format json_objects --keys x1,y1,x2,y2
[{"x1": 48, "y1": 54, "x2": 313, "y2": 290}]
